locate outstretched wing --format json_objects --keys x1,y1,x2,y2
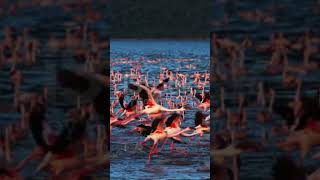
[
  {"x1": 165, "y1": 113, "x2": 180, "y2": 127},
  {"x1": 151, "y1": 117, "x2": 164, "y2": 133},
  {"x1": 129, "y1": 83, "x2": 156, "y2": 105}
]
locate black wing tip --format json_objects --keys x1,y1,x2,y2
[
  {"x1": 151, "y1": 117, "x2": 164, "y2": 132},
  {"x1": 165, "y1": 113, "x2": 180, "y2": 127},
  {"x1": 195, "y1": 111, "x2": 205, "y2": 126}
]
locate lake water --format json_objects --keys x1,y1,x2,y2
[{"x1": 110, "y1": 39, "x2": 210, "y2": 180}]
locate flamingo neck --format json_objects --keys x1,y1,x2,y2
[{"x1": 168, "y1": 128, "x2": 190, "y2": 137}]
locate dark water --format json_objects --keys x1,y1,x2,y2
[
  {"x1": 0, "y1": 2, "x2": 107, "y2": 178},
  {"x1": 211, "y1": 0, "x2": 320, "y2": 179},
  {"x1": 110, "y1": 39, "x2": 210, "y2": 180}
]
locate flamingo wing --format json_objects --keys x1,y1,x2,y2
[
  {"x1": 195, "y1": 111, "x2": 205, "y2": 127},
  {"x1": 129, "y1": 84, "x2": 156, "y2": 105},
  {"x1": 165, "y1": 113, "x2": 180, "y2": 127}
]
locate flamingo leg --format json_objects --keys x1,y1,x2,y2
[
  {"x1": 152, "y1": 143, "x2": 159, "y2": 155},
  {"x1": 148, "y1": 143, "x2": 157, "y2": 163},
  {"x1": 159, "y1": 138, "x2": 168, "y2": 152},
  {"x1": 170, "y1": 142, "x2": 175, "y2": 151}
]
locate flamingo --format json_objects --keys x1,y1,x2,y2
[
  {"x1": 140, "y1": 117, "x2": 192, "y2": 163},
  {"x1": 117, "y1": 92, "x2": 138, "y2": 117},
  {"x1": 128, "y1": 83, "x2": 185, "y2": 115},
  {"x1": 16, "y1": 101, "x2": 88, "y2": 174},
  {"x1": 195, "y1": 92, "x2": 210, "y2": 111},
  {"x1": 160, "y1": 113, "x2": 192, "y2": 155},
  {"x1": 182, "y1": 111, "x2": 210, "y2": 145}
]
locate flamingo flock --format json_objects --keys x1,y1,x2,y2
[
  {"x1": 212, "y1": 30, "x2": 320, "y2": 179},
  {"x1": 110, "y1": 57, "x2": 210, "y2": 164},
  {"x1": 0, "y1": 0, "x2": 108, "y2": 179}
]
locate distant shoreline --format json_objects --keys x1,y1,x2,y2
[{"x1": 109, "y1": 35, "x2": 210, "y2": 40}]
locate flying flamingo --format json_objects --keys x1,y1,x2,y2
[
  {"x1": 128, "y1": 83, "x2": 185, "y2": 115},
  {"x1": 140, "y1": 117, "x2": 192, "y2": 163}
]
